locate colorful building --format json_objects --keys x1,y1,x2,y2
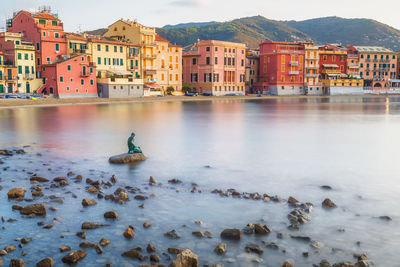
[
  {"x1": 258, "y1": 41, "x2": 305, "y2": 95},
  {"x1": 103, "y1": 19, "x2": 157, "y2": 88},
  {"x1": 155, "y1": 35, "x2": 182, "y2": 94},
  {"x1": 0, "y1": 32, "x2": 42, "y2": 94},
  {"x1": 0, "y1": 52, "x2": 17, "y2": 93},
  {"x1": 245, "y1": 49, "x2": 259, "y2": 93},
  {"x1": 182, "y1": 40, "x2": 246, "y2": 96},
  {"x1": 318, "y1": 44, "x2": 348, "y2": 76},
  {"x1": 41, "y1": 54, "x2": 97, "y2": 97},
  {"x1": 304, "y1": 42, "x2": 322, "y2": 95},
  {"x1": 347, "y1": 46, "x2": 397, "y2": 90}
]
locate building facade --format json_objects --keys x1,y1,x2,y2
[
  {"x1": 304, "y1": 43, "x2": 322, "y2": 95},
  {"x1": 155, "y1": 35, "x2": 182, "y2": 93},
  {"x1": 258, "y1": 41, "x2": 305, "y2": 95},
  {"x1": 182, "y1": 40, "x2": 246, "y2": 96},
  {"x1": 245, "y1": 49, "x2": 259, "y2": 93}
]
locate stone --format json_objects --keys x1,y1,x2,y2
[
  {"x1": 99, "y1": 238, "x2": 110, "y2": 247},
  {"x1": 9, "y1": 259, "x2": 25, "y2": 267},
  {"x1": 81, "y1": 222, "x2": 109, "y2": 230},
  {"x1": 109, "y1": 153, "x2": 146, "y2": 164},
  {"x1": 76, "y1": 232, "x2": 86, "y2": 239},
  {"x1": 221, "y1": 229, "x2": 241, "y2": 240},
  {"x1": 150, "y1": 254, "x2": 161, "y2": 263},
  {"x1": 115, "y1": 192, "x2": 129, "y2": 202},
  {"x1": 149, "y1": 176, "x2": 157, "y2": 184},
  {"x1": 0, "y1": 249, "x2": 7, "y2": 256},
  {"x1": 121, "y1": 249, "x2": 145, "y2": 260},
  {"x1": 59, "y1": 246, "x2": 71, "y2": 252},
  {"x1": 355, "y1": 261, "x2": 373, "y2": 267},
  {"x1": 214, "y1": 243, "x2": 226, "y2": 254},
  {"x1": 86, "y1": 187, "x2": 98, "y2": 194},
  {"x1": 79, "y1": 242, "x2": 96, "y2": 248},
  {"x1": 43, "y1": 224, "x2": 53, "y2": 229},
  {"x1": 288, "y1": 196, "x2": 298, "y2": 205},
  {"x1": 12, "y1": 204, "x2": 24, "y2": 210},
  {"x1": 322, "y1": 198, "x2": 337, "y2": 208},
  {"x1": 21, "y1": 238, "x2": 33, "y2": 244},
  {"x1": 379, "y1": 216, "x2": 392, "y2": 221},
  {"x1": 282, "y1": 260, "x2": 293, "y2": 267},
  {"x1": 320, "y1": 259, "x2": 333, "y2": 267},
  {"x1": 5, "y1": 244, "x2": 16, "y2": 252},
  {"x1": 168, "y1": 179, "x2": 182, "y2": 184},
  {"x1": 245, "y1": 243, "x2": 263, "y2": 254},
  {"x1": 168, "y1": 248, "x2": 183, "y2": 254},
  {"x1": 36, "y1": 257, "x2": 54, "y2": 267},
  {"x1": 20, "y1": 204, "x2": 46, "y2": 216},
  {"x1": 169, "y1": 249, "x2": 198, "y2": 267},
  {"x1": 134, "y1": 195, "x2": 147, "y2": 200},
  {"x1": 147, "y1": 244, "x2": 157, "y2": 252},
  {"x1": 164, "y1": 229, "x2": 181, "y2": 239},
  {"x1": 290, "y1": 235, "x2": 312, "y2": 242},
  {"x1": 62, "y1": 250, "x2": 87, "y2": 265},
  {"x1": 123, "y1": 226, "x2": 135, "y2": 239},
  {"x1": 104, "y1": 210, "x2": 118, "y2": 219},
  {"x1": 110, "y1": 175, "x2": 117, "y2": 183},
  {"x1": 333, "y1": 263, "x2": 355, "y2": 267},
  {"x1": 311, "y1": 241, "x2": 324, "y2": 249},
  {"x1": 8, "y1": 188, "x2": 25, "y2": 199},
  {"x1": 143, "y1": 221, "x2": 151, "y2": 228},
  {"x1": 30, "y1": 176, "x2": 49, "y2": 183},
  {"x1": 82, "y1": 198, "x2": 97, "y2": 207},
  {"x1": 192, "y1": 231, "x2": 212, "y2": 238},
  {"x1": 254, "y1": 224, "x2": 271, "y2": 235}
]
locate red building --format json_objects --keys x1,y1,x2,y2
[
  {"x1": 257, "y1": 41, "x2": 305, "y2": 95},
  {"x1": 318, "y1": 44, "x2": 348, "y2": 76},
  {"x1": 41, "y1": 54, "x2": 97, "y2": 97}
]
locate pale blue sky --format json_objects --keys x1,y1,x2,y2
[{"x1": 1, "y1": 0, "x2": 399, "y2": 32}]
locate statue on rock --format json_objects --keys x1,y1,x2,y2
[
  {"x1": 128, "y1": 133, "x2": 142, "y2": 154},
  {"x1": 109, "y1": 132, "x2": 146, "y2": 164}
]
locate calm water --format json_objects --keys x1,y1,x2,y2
[{"x1": 1, "y1": 97, "x2": 400, "y2": 266}]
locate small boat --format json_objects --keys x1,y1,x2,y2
[{"x1": 185, "y1": 93, "x2": 196, "y2": 97}]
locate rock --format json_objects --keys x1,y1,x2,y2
[
  {"x1": 149, "y1": 176, "x2": 157, "y2": 184},
  {"x1": 8, "y1": 188, "x2": 26, "y2": 199},
  {"x1": 59, "y1": 246, "x2": 71, "y2": 252},
  {"x1": 288, "y1": 196, "x2": 298, "y2": 205},
  {"x1": 214, "y1": 243, "x2": 226, "y2": 255},
  {"x1": 82, "y1": 199, "x2": 97, "y2": 207},
  {"x1": 9, "y1": 259, "x2": 25, "y2": 267},
  {"x1": 168, "y1": 179, "x2": 182, "y2": 184},
  {"x1": 76, "y1": 232, "x2": 86, "y2": 239},
  {"x1": 20, "y1": 204, "x2": 46, "y2": 216},
  {"x1": 36, "y1": 257, "x2": 54, "y2": 267},
  {"x1": 109, "y1": 153, "x2": 146, "y2": 164},
  {"x1": 254, "y1": 224, "x2": 271, "y2": 235},
  {"x1": 311, "y1": 241, "x2": 324, "y2": 249},
  {"x1": 121, "y1": 249, "x2": 145, "y2": 260},
  {"x1": 62, "y1": 250, "x2": 87, "y2": 265},
  {"x1": 320, "y1": 259, "x2": 333, "y2": 267},
  {"x1": 302, "y1": 251, "x2": 309, "y2": 257},
  {"x1": 30, "y1": 176, "x2": 49, "y2": 183},
  {"x1": 322, "y1": 198, "x2": 337, "y2": 208},
  {"x1": 115, "y1": 192, "x2": 129, "y2": 202},
  {"x1": 220, "y1": 229, "x2": 241, "y2": 240},
  {"x1": 104, "y1": 210, "x2": 118, "y2": 219},
  {"x1": 355, "y1": 260, "x2": 373, "y2": 267},
  {"x1": 99, "y1": 238, "x2": 110, "y2": 247},
  {"x1": 164, "y1": 229, "x2": 181, "y2": 239},
  {"x1": 169, "y1": 249, "x2": 198, "y2": 267},
  {"x1": 192, "y1": 231, "x2": 212, "y2": 238},
  {"x1": 379, "y1": 216, "x2": 392, "y2": 221},
  {"x1": 150, "y1": 254, "x2": 161, "y2": 263},
  {"x1": 243, "y1": 224, "x2": 255, "y2": 234},
  {"x1": 143, "y1": 222, "x2": 151, "y2": 228},
  {"x1": 123, "y1": 226, "x2": 135, "y2": 239},
  {"x1": 168, "y1": 248, "x2": 183, "y2": 254},
  {"x1": 79, "y1": 241, "x2": 96, "y2": 248},
  {"x1": 333, "y1": 263, "x2": 355, "y2": 267},
  {"x1": 0, "y1": 249, "x2": 7, "y2": 256},
  {"x1": 282, "y1": 260, "x2": 293, "y2": 267},
  {"x1": 81, "y1": 222, "x2": 109, "y2": 230},
  {"x1": 12, "y1": 204, "x2": 23, "y2": 210},
  {"x1": 86, "y1": 187, "x2": 98, "y2": 194},
  {"x1": 5, "y1": 244, "x2": 16, "y2": 252},
  {"x1": 21, "y1": 238, "x2": 33, "y2": 244},
  {"x1": 321, "y1": 185, "x2": 333, "y2": 190},
  {"x1": 245, "y1": 243, "x2": 263, "y2": 254},
  {"x1": 110, "y1": 175, "x2": 117, "y2": 184},
  {"x1": 134, "y1": 195, "x2": 148, "y2": 200},
  {"x1": 147, "y1": 244, "x2": 157, "y2": 253},
  {"x1": 265, "y1": 242, "x2": 279, "y2": 250},
  {"x1": 43, "y1": 224, "x2": 53, "y2": 229},
  {"x1": 290, "y1": 235, "x2": 312, "y2": 242}
]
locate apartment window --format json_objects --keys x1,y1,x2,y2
[
  {"x1": 213, "y1": 73, "x2": 219, "y2": 82},
  {"x1": 323, "y1": 55, "x2": 327, "y2": 61},
  {"x1": 105, "y1": 45, "x2": 109, "y2": 52},
  {"x1": 192, "y1": 58, "x2": 197, "y2": 65},
  {"x1": 120, "y1": 46, "x2": 123, "y2": 53},
  {"x1": 36, "y1": 43, "x2": 40, "y2": 50},
  {"x1": 18, "y1": 66, "x2": 22, "y2": 74},
  {"x1": 90, "y1": 79, "x2": 94, "y2": 85},
  {"x1": 60, "y1": 76, "x2": 64, "y2": 82},
  {"x1": 67, "y1": 65, "x2": 71, "y2": 71},
  {"x1": 232, "y1": 58, "x2": 235, "y2": 66},
  {"x1": 176, "y1": 74, "x2": 179, "y2": 81},
  {"x1": 215, "y1": 57, "x2": 218, "y2": 64},
  {"x1": 114, "y1": 46, "x2": 117, "y2": 52},
  {"x1": 66, "y1": 87, "x2": 70, "y2": 91},
  {"x1": 206, "y1": 47, "x2": 210, "y2": 52},
  {"x1": 228, "y1": 58, "x2": 231, "y2": 65},
  {"x1": 31, "y1": 54, "x2": 34, "y2": 60},
  {"x1": 55, "y1": 43, "x2": 59, "y2": 52},
  {"x1": 241, "y1": 59, "x2": 244, "y2": 67},
  {"x1": 52, "y1": 20, "x2": 58, "y2": 26},
  {"x1": 97, "y1": 57, "x2": 101, "y2": 65},
  {"x1": 24, "y1": 54, "x2": 28, "y2": 60},
  {"x1": 104, "y1": 58, "x2": 107, "y2": 65},
  {"x1": 224, "y1": 57, "x2": 227, "y2": 65},
  {"x1": 206, "y1": 57, "x2": 210, "y2": 65},
  {"x1": 120, "y1": 59, "x2": 123, "y2": 65},
  {"x1": 170, "y1": 74, "x2": 172, "y2": 81},
  {"x1": 46, "y1": 57, "x2": 50, "y2": 63},
  {"x1": 190, "y1": 73, "x2": 198, "y2": 82},
  {"x1": 215, "y1": 47, "x2": 218, "y2": 51},
  {"x1": 360, "y1": 63, "x2": 363, "y2": 68},
  {"x1": 43, "y1": 31, "x2": 46, "y2": 37},
  {"x1": 55, "y1": 32, "x2": 59, "y2": 38},
  {"x1": 18, "y1": 53, "x2": 22, "y2": 60},
  {"x1": 81, "y1": 79, "x2": 84, "y2": 85},
  {"x1": 31, "y1": 66, "x2": 34, "y2": 74}
]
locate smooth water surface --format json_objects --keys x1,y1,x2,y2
[{"x1": 0, "y1": 97, "x2": 400, "y2": 266}]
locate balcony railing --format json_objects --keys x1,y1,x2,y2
[
  {"x1": 141, "y1": 41, "x2": 156, "y2": 46},
  {"x1": 306, "y1": 73, "x2": 319, "y2": 78},
  {"x1": 144, "y1": 66, "x2": 156, "y2": 70},
  {"x1": 306, "y1": 65, "x2": 319, "y2": 69},
  {"x1": 290, "y1": 61, "x2": 299, "y2": 66},
  {"x1": 72, "y1": 49, "x2": 87, "y2": 54},
  {"x1": 24, "y1": 74, "x2": 35, "y2": 80},
  {"x1": 289, "y1": 71, "x2": 299, "y2": 75},
  {"x1": 144, "y1": 54, "x2": 156, "y2": 59}
]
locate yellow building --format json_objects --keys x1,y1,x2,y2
[
  {"x1": 103, "y1": 19, "x2": 157, "y2": 85},
  {"x1": 303, "y1": 42, "x2": 322, "y2": 95},
  {"x1": 155, "y1": 35, "x2": 182, "y2": 93},
  {"x1": 0, "y1": 32, "x2": 42, "y2": 94}
]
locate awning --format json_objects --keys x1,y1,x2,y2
[
  {"x1": 106, "y1": 70, "x2": 133, "y2": 76},
  {"x1": 322, "y1": 64, "x2": 339, "y2": 68}
]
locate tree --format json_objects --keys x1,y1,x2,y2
[
  {"x1": 182, "y1": 85, "x2": 192, "y2": 94},
  {"x1": 166, "y1": 86, "x2": 175, "y2": 95}
]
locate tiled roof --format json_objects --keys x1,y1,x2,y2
[
  {"x1": 353, "y1": 46, "x2": 393, "y2": 53},
  {"x1": 32, "y1": 12, "x2": 59, "y2": 21},
  {"x1": 66, "y1": 33, "x2": 140, "y2": 46},
  {"x1": 155, "y1": 34, "x2": 169, "y2": 43}
]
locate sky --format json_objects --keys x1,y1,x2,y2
[{"x1": 1, "y1": 0, "x2": 400, "y2": 32}]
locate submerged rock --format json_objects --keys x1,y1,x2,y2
[
  {"x1": 8, "y1": 188, "x2": 26, "y2": 199},
  {"x1": 59, "y1": 246, "x2": 71, "y2": 252},
  {"x1": 282, "y1": 260, "x2": 293, "y2": 267},
  {"x1": 9, "y1": 258, "x2": 25, "y2": 267},
  {"x1": 121, "y1": 248, "x2": 146, "y2": 260},
  {"x1": 245, "y1": 243, "x2": 264, "y2": 254},
  {"x1": 123, "y1": 226, "x2": 135, "y2": 239},
  {"x1": 320, "y1": 259, "x2": 333, "y2": 267},
  {"x1": 62, "y1": 250, "x2": 87, "y2": 265},
  {"x1": 322, "y1": 198, "x2": 337, "y2": 208},
  {"x1": 254, "y1": 224, "x2": 271, "y2": 235},
  {"x1": 164, "y1": 229, "x2": 181, "y2": 239},
  {"x1": 109, "y1": 153, "x2": 146, "y2": 164},
  {"x1": 36, "y1": 257, "x2": 54, "y2": 267},
  {"x1": 82, "y1": 198, "x2": 97, "y2": 207},
  {"x1": 99, "y1": 238, "x2": 110, "y2": 247},
  {"x1": 20, "y1": 204, "x2": 46, "y2": 216},
  {"x1": 30, "y1": 176, "x2": 49, "y2": 183},
  {"x1": 81, "y1": 222, "x2": 109, "y2": 230},
  {"x1": 169, "y1": 249, "x2": 198, "y2": 267},
  {"x1": 220, "y1": 229, "x2": 241, "y2": 240}
]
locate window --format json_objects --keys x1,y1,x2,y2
[
  {"x1": 206, "y1": 47, "x2": 210, "y2": 52},
  {"x1": 43, "y1": 31, "x2": 46, "y2": 37},
  {"x1": 206, "y1": 57, "x2": 210, "y2": 65},
  {"x1": 52, "y1": 20, "x2": 58, "y2": 26},
  {"x1": 97, "y1": 57, "x2": 101, "y2": 65},
  {"x1": 97, "y1": 44, "x2": 101, "y2": 51},
  {"x1": 114, "y1": 46, "x2": 117, "y2": 52},
  {"x1": 215, "y1": 57, "x2": 218, "y2": 64},
  {"x1": 18, "y1": 53, "x2": 22, "y2": 60},
  {"x1": 176, "y1": 74, "x2": 179, "y2": 81},
  {"x1": 192, "y1": 58, "x2": 197, "y2": 65},
  {"x1": 55, "y1": 32, "x2": 59, "y2": 38},
  {"x1": 60, "y1": 76, "x2": 64, "y2": 82},
  {"x1": 105, "y1": 45, "x2": 109, "y2": 52},
  {"x1": 120, "y1": 59, "x2": 123, "y2": 65},
  {"x1": 120, "y1": 46, "x2": 123, "y2": 53},
  {"x1": 66, "y1": 87, "x2": 70, "y2": 91},
  {"x1": 67, "y1": 65, "x2": 71, "y2": 71},
  {"x1": 36, "y1": 43, "x2": 40, "y2": 51},
  {"x1": 55, "y1": 43, "x2": 59, "y2": 52},
  {"x1": 90, "y1": 79, "x2": 94, "y2": 85},
  {"x1": 215, "y1": 47, "x2": 218, "y2": 51},
  {"x1": 81, "y1": 79, "x2": 84, "y2": 85},
  {"x1": 18, "y1": 66, "x2": 22, "y2": 74},
  {"x1": 46, "y1": 57, "x2": 50, "y2": 63},
  {"x1": 24, "y1": 54, "x2": 28, "y2": 60},
  {"x1": 241, "y1": 59, "x2": 244, "y2": 67},
  {"x1": 31, "y1": 54, "x2": 34, "y2": 60}
]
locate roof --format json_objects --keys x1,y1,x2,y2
[
  {"x1": 155, "y1": 34, "x2": 169, "y2": 43},
  {"x1": 353, "y1": 46, "x2": 393, "y2": 53},
  {"x1": 18, "y1": 10, "x2": 60, "y2": 21},
  {"x1": 66, "y1": 33, "x2": 140, "y2": 46}
]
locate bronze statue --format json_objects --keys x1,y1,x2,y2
[{"x1": 127, "y1": 132, "x2": 142, "y2": 154}]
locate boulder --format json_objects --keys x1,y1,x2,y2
[
  {"x1": 104, "y1": 210, "x2": 118, "y2": 219},
  {"x1": 322, "y1": 198, "x2": 337, "y2": 208},
  {"x1": 30, "y1": 176, "x2": 49, "y2": 183},
  {"x1": 245, "y1": 243, "x2": 263, "y2": 254},
  {"x1": 147, "y1": 244, "x2": 157, "y2": 253},
  {"x1": 214, "y1": 243, "x2": 226, "y2": 254},
  {"x1": 62, "y1": 250, "x2": 87, "y2": 265},
  {"x1": 109, "y1": 153, "x2": 146, "y2": 164},
  {"x1": 82, "y1": 199, "x2": 97, "y2": 207},
  {"x1": 123, "y1": 226, "x2": 135, "y2": 239},
  {"x1": 254, "y1": 224, "x2": 271, "y2": 235},
  {"x1": 220, "y1": 229, "x2": 241, "y2": 240},
  {"x1": 164, "y1": 229, "x2": 181, "y2": 239},
  {"x1": 9, "y1": 259, "x2": 25, "y2": 267},
  {"x1": 320, "y1": 259, "x2": 333, "y2": 267},
  {"x1": 169, "y1": 249, "x2": 198, "y2": 267},
  {"x1": 282, "y1": 260, "x2": 294, "y2": 267},
  {"x1": 20, "y1": 204, "x2": 46, "y2": 216},
  {"x1": 149, "y1": 176, "x2": 157, "y2": 184},
  {"x1": 36, "y1": 258, "x2": 54, "y2": 267},
  {"x1": 288, "y1": 196, "x2": 298, "y2": 205},
  {"x1": 121, "y1": 248, "x2": 145, "y2": 260},
  {"x1": 99, "y1": 238, "x2": 110, "y2": 247},
  {"x1": 7, "y1": 188, "x2": 25, "y2": 199},
  {"x1": 150, "y1": 254, "x2": 161, "y2": 263}
]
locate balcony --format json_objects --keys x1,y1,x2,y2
[
  {"x1": 141, "y1": 41, "x2": 156, "y2": 47},
  {"x1": 24, "y1": 74, "x2": 35, "y2": 80},
  {"x1": 15, "y1": 44, "x2": 35, "y2": 51},
  {"x1": 306, "y1": 73, "x2": 319, "y2": 78},
  {"x1": 80, "y1": 71, "x2": 90, "y2": 77},
  {"x1": 128, "y1": 65, "x2": 139, "y2": 70},
  {"x1": 290, "y1": 61, "x2": 299, "y2": 66},
  {"x1": 144, "y1": 54, "x2": 156, "y2": 59},
  {"x1": 289, "y1": 71, "x2": 299, "y2": 75},
  {"x1": 307, "y1": 65, "x2": 319, "y2": 69},
  {"x1": 72, "y1": 49, "x2": 87, "y2": 54}
]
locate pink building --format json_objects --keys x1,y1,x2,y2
[
  {"x1": 41, "y1": 54, "x2": 97, "y2": 98},
  {"x1": 182, "y1": 40, "x2": 246, "y2": 95}
]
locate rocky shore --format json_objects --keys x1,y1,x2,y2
[{"x1": 0, "y1": 147, "x2": 385, "y2": 266}]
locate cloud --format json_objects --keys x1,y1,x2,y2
[{"x1": 169, "y1": 0, "x2": 213, "y2": 8}]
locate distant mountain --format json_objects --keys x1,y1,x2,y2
[
  {"x1": 157, "y1": 16, "x2": 312, "y2": 48},
  {"x1": 163, "y1": 21, "x2": 217, "y2": 29},
  {"x1": 283, "y1": 16, "x2": 400, "y2": 50}
]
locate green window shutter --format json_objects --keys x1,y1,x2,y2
[
  {"x1": 81, "y1": 79, "x2": 84, "y2": 85},
  {"x1": 18, "y1": 66, "x2": 22, "y2": 74},
  {"x1": 18, "y1": 53, "x2": 22, "y2": 60},
  {"x1": 130, "y1": 60, "x2": 133, "y2": 68},
  {"x1": 104, "y1": 58, "x2": 107, "y2": 65},
  {"x1": 135, "y1": 60, "x2": 138, "y2": 66},
  {"x1": 97, "y1": 57, "x2": 101, "y2": 65},
  {"x1": 67, "y1": 65, "x2": 71, "y2": 71},
  {"x1": 24, "y1": 54, "x2": 28, "y2": 60},
  {"x1": 31, "y1": 66, "x2": 34, "y2": 74},
  {"x1": 120, "y1": 59, "x2": 123, "y2": 65},
  {"x1": 60, "y1": 76, "x2": 63, "y2": 82},
  {"x1": 25, "y1": 66, "x2": 29, "y2": 74}
]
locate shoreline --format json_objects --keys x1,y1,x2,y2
[{"x1": 0, "y1": 94, "x2": 399, "y2": 109}]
